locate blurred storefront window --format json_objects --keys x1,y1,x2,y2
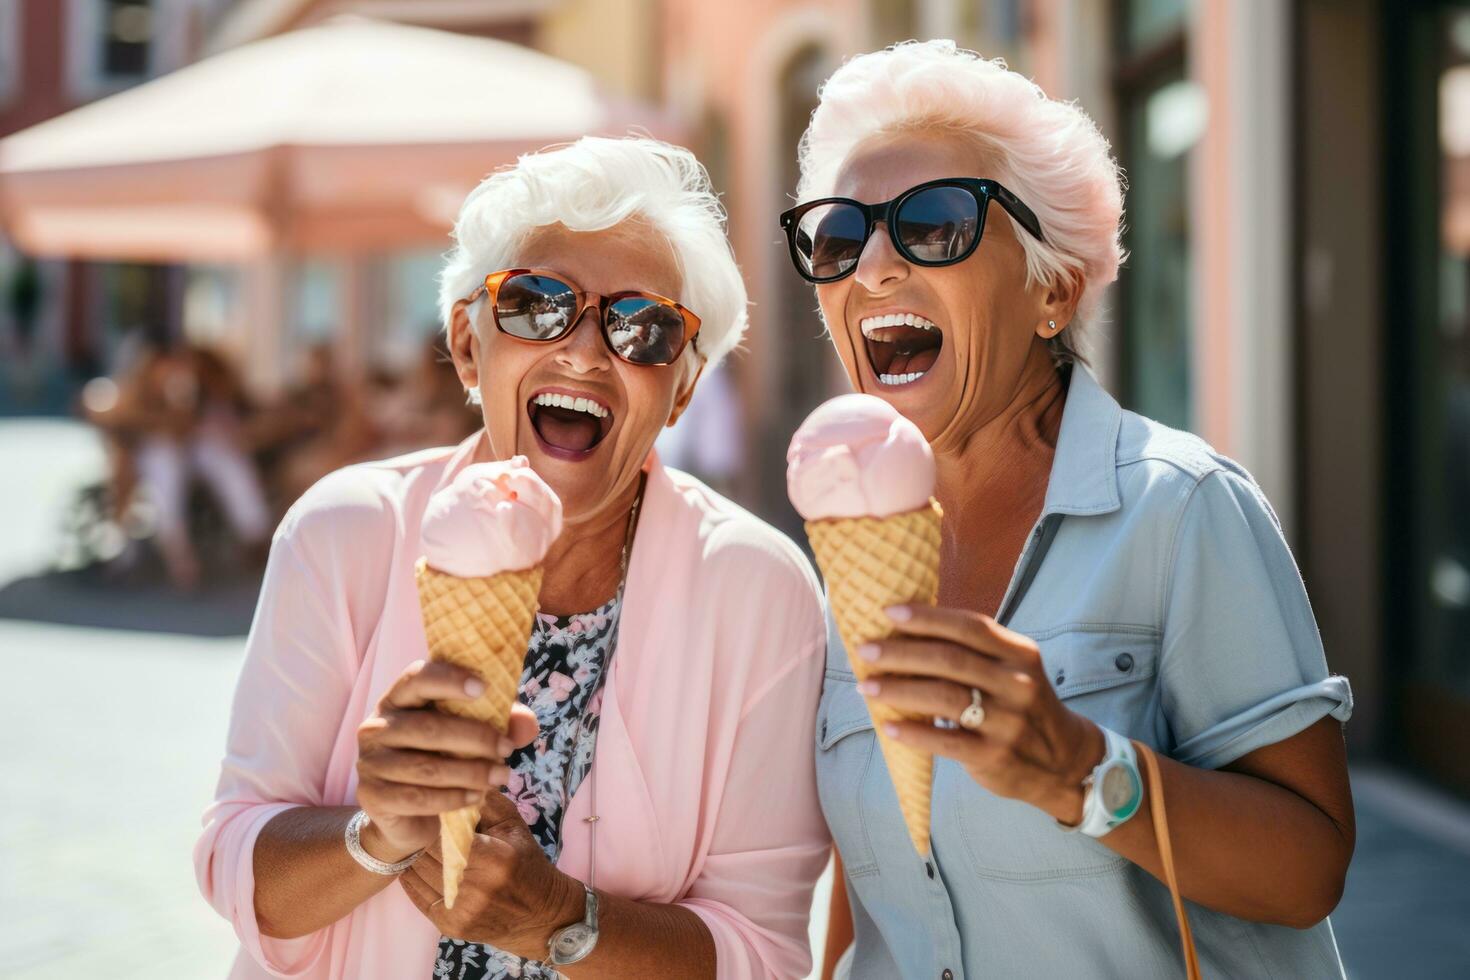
[
  {"x1": 869, "y1": 0, "x2": 916, "y2": 46},
  {"x1": 956, "y1": 0, "x2": 1020, "y2": 46},
  {"x1": 1115, "y1": 1, "x2": 1196, "y2": 431},
  {"x1": 292, "y1": 260, "x2": 339, "y2": 348},
  {"x1": 182, "y1": 265, "x2": 238, "y2": 349},
  {"x1": 766, "y1": 42, "x2": 836, "y2": 533},
  {"x1": 0, "y1": 0, "x2": 18, "y2": 105},
  {"x1": 382, "y1": 250, "x2": 446, "y2": 372},
  {"x1": 1399, "y1": 1, "x2": 1470, "y2": 795},
  {"x1": 94, "y1": 262, "x2": 172, "y2": 367},
  {"x1": 68, "y1": 0, "x2": 158, "y2": 97},
  {"x1": 1124, "y1": 0, "x2": 1190, "y2": 53},
  {"x1": 101, "y1": 0, "x2": 153, "y2": 77}
]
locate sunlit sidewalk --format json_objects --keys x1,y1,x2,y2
[{"x1": 0, "y1": 618, "x2": 244, "y2": 977}]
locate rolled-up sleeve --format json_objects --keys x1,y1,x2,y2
[
  {"x1": 678, "y1": 640, "x2": 833, "y2": 979},
  {"x1": 1160, "y1": 469, "x2": 1352, "y2": 770},
  {"x1": 193, "y1": 526, "x2": 357, "y2": 977}
]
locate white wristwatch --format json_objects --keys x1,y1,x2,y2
[
  {"x1": 1069, "y1": 726, "x2": 1143, "y2": 838},
  {"x1": 547, "y1": 882, "x2": 600, "y2": 966}
]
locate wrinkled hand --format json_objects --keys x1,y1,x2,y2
[
  {"x1": 355, "y1": 659, "x2": 538, "y2": 861},
  {"x1": 398, "y1": 790, "x2": 584, "y2": 961},
  {"x1": 858, "y1": 605, "x2": 1105, "y2": 824}
]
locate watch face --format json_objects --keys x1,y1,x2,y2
[
  {"x1": 1100, "y1": 763, "x2": 1139, "y2": 816},
  {"x1": 551, "y1": 924, "x2": 594, "y2": 959}
]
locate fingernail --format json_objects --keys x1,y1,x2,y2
[
  {"x1": 464, "y1": 790, "x2": 483, "y2": 804},
  {"x1": 857, "y1": 643, "x2": 881, "y2": 662},
  {"x1": 885, "y1": 605, "x2": 912, "y2": 623},
  {"x1": 463, "y1": 677, "x2": 485, "y2": 698},
  {"x1": 882, "y1": 722, "x2": 900, "y2": 738},
  {"x1": 856, "y1": 680, "x2": 880, "y2": 696},
  {"x1": 489, "y1": 767, "x2": 507, "y2": 786},
  {"x1": 497, "y1": 738, "x2": 514, "y2": 757}
]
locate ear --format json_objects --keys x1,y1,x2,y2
[
  {"x1": 1033, "y1": 269, "x2": 1086, "y2": 342},
  {"x1": 666, "y1": 358, "x2": 707, "y2": 427},
  {"x1": 447, "y1": 299, "x2": 481, "y2": 392}
]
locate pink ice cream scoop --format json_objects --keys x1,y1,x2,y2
[
  {"x1": 786, "y1": 394, "x2": 936, "y2": 520},
  {"x1": 420, "y1": 456, "x2": 563, "y2": 577}
]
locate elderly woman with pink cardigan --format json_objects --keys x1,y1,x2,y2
[{"x1": 194, "y1": 138, "x2": 831, "y2": 979}]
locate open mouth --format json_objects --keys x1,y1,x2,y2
[
  {"x1": 860, "y1": 312, "x2": 944, "y2": 387},
  {"x1": 526, "y1": 390, "x2": 614, "y2": 460}
]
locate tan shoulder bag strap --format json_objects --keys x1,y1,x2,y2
[{"x1": 1134, "y1": 740, "x2": 1203, "y2": 980}]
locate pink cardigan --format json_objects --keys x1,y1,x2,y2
[{"x1": 194, "y1": 435, "x2": 831, "y2": 979}]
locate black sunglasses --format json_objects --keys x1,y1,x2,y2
[{"x1": 778, "y1": 177, "x2": 1045, "y2": 284}]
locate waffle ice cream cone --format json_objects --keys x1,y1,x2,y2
[
  {"x1": 415, "y1": 559, "x2": 543, "y2": 908},
  {"x1": 415, "y1": 456, "x2": 562, "y2": 909},
  {"x1": 788, "y1": 394, "x2": 942, "y2": 857},
  {"x1": 807, "y1": 501, "x2": 942, "y2": 856}
]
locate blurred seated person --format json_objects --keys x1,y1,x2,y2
[
  {"x1": 80, "y1": 341, "x2": 171, "y2": 527},
  {"x1": 130, "y1": 345, "x2": 272, "y2": 589},
  {"x1": 275, "y1": 336, "x2": 477, "y2": 505},
  {"x1": 250, "y1": 343, "x2": 379, "y2": 510},
  {"x1": 369, "y1": 335, "x2": 482, "y2": 456},
  {"x1": 244, "y1": 343, "x2": 340, "y2": 458}
]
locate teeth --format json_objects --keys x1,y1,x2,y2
[
  {"x1": 532, "y1": 392, "x2": 609, "y2": 419},
  {"x1": 860, "y1": 313, "x2": 939, "y2": 338},
  {"x1": 878, "y1": 371, "x2": 929, "y2": 386}
]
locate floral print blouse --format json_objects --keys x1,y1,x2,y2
[{"x1": 433, "y1": 597, "x2": 619, "y2": 980}]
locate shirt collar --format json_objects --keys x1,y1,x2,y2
[{"x1": 1042, "y1": 363, "x2": 1123, "y2": 518}]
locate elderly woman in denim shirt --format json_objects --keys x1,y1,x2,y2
[{"x1": 780, "y1": 42, "x2": 1355, "y2": 978}]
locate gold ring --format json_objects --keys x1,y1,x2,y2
[{"x1": 959, "y1": 687, "x2": 986, "y2": 731}]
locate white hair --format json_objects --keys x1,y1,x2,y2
[
  {"x1": 798, "y1": 40, "x2": 1127, "y2": 365},
  {"x1": 438, "y1": 136, "x2": 749, "y2": 377}
]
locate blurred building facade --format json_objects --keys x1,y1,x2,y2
[
  {"x1": 0, "y1": 0, "x2": 231, "y2": 408},
  {"x1": 2, "y1": 0, "x2": 1467, "y2": 799}
]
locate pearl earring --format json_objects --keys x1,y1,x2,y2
[{"x1": 1048, "y1": 320, "x2": 1057, "y2": 333}]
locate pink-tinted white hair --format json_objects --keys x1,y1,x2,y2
[
  {"x1": 797, "y1": 40, "x2": 1126, "y2": 364},
  {"x1": 439, "y1": 136, "x2": 748, "y2": 374}
]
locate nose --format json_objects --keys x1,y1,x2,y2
[
  {"x1": 851, "y1": 221, "x2": 909, "y2": 294},
  {"x1": 553, "y1": 305, "x2": 613, "y2": 375}
]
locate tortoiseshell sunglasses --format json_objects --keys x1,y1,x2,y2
[{"x1": 466, "y1": 268, "x2": 701, "y2": 366}]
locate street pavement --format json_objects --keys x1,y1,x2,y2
[
  {"x1": 1, "y1": 418, "x2": 1465, "y2": 978},
  {"x1": 0, "y1": 619, "x2": 246, "y2": 978}
]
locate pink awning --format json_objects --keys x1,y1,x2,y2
[{"x1": 0, "y1": 17, "x2": 680, "y2": 262}]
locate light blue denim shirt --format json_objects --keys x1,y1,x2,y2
[{"x1": 818, "y1": 365, "x2": 1353, "y2": 979}]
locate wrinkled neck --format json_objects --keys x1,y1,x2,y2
[
  {"x1": 934, "y1": 357, "x2": 1065, "y2": 510},
  {"x1": 933, "y1": 354, "x2": 1066, "y2": 604}
]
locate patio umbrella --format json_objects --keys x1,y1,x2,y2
[{"x1": 0, "y1": 17, "x2": 678, "y2": 262}]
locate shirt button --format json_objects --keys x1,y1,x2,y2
[
  {"x1": 942, "y1": 971, "x2": 955, "y2": 980},
  {"x1": 1115, "y1": 652, "x2": 1134, "y2": 672},
  {"x1": 820, "y1": 720, "x2": 828, "y2": 741}
]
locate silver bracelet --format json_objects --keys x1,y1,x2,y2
[{"x1": 345, "y1": 809, "x2": 421, "y2": 875}]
